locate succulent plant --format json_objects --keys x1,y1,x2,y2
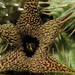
[
  {"x1": 0, "y1": 0, "x2": 75, "y2": 75},
  {"x1": 38, "y1": 0, "x2": 75, "y2": 75}
]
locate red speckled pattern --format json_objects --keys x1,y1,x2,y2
[{"x1": 0, "y1": 0, "x2": 75, "y2": 74}]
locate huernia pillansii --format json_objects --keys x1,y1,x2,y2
[{"x1": 0, "y1": 0, "x2": 75, "y2": 74}]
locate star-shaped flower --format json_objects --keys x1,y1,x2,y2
[{"x1": 0, "y1": 0, "x2": 75, "y2": 74}]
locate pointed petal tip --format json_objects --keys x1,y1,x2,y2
[{"x1": 28, "y1": 54, "x2": 75, "y2": 74}]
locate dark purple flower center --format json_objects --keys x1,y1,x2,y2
[{"x1": 22, "y1": 35, "x2": 39, "y2": 57}]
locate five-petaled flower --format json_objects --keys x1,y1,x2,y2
[{"x1": 0, "y1": 0, "x2": 75, "y2": 74}]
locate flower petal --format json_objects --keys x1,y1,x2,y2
[
  {"x1": 0, "y1": 24, "x2": 22, "y2": 48},
  {"x1": 28, "y1": 47, "x2": 75, "y2": 74},
  {"x1": 33, "y1": 12, "x2": 72, "y2": 46},
  {"x1": 16, "y1": 0, "x2": 42, "y2": 36},
  {"x1": 0, "y1": 47, "x2": 28, "y2": 72}
]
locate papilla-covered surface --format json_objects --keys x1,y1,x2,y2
[{"x1": 0, "y1": 0, "x2": 75, "y2": 74}]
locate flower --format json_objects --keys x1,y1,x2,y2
[{"x1": 0, "y1": 0, "x2": 75, "y2": 74}]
